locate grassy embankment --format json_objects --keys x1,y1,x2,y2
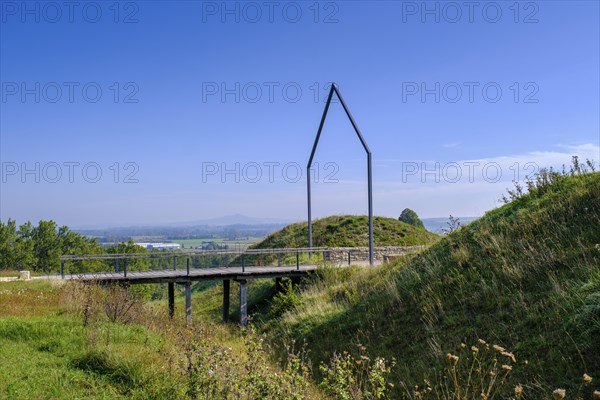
[
  {"x1": 0, "y1": 279, "x2": 328, "y2": 399},
  {"x1": 261, "y1": 170, "x2": 600, "y2": 397}
]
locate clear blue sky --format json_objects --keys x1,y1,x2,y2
[{"x1": 1, "y1": 0, "x2": 599, "y2": 227}]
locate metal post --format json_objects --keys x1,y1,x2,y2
[
  {"x1": 296, "y1": 251, "x2": 300, "y2": 270},
  {"x1": 239, "y1": 279, "x2": 248, "y2": 326},
  {"x1": 185, "y1": 281, "x2": 192, "y2": 325},
  {"x1": 367, "y1": 153, "x2": 374, "y2": 265},
  {"x1": 348, "y1": 250, "x2": 351, "y2": 265},
  {"x1": 173, "y1": 256, "x2": 177, "y2": 271},
  {"x1": 124, "y1": 260, "x2": 127, "y2": 277},
  {"x1": 60, "y1": 260, "x2": 64, "y2": 279},
  {"x1": 186, "y1": 257, "x2": 190, "y2": 275},
  {"x1": 223, "y1": 279, "x2": 230, "y2": 322},
  {"x1": 168, "y1": 282, "x2": 175, "y2": 319},
  {"x1": 307, "y1": 83, "x2": 373, "y2": 265},
  {"x1": 242, "y1": 254, "x2": 245, "y2": 272},
  {"x1": 308, "y1": 85, "x2": 335, "y2": 252}
]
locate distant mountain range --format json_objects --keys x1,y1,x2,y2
[
  {"x1": 73, "y1": 214, "x2": 296, "y2": 230},
  {"x1": 73, "y1": 215, "x2": 479, "y2": 234},
  {"x1": 177, "y1": 214, "x2": 296, "y2": 227}
]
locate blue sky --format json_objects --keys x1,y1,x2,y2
[{"x1": 1, "y1": 0, "x2": 599, "y2": 227}]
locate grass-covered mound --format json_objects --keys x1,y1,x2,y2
[
  {"x1": 252, "y1": 215, "x2": 439, "y2": 249},
  {"x1": 266, "y1": 170, "x2": 600, "y2": 397}
]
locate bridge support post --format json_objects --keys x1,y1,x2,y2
[
  {"x1": 185, "y1": 281, "x2": 192, "y2": 325},
  {"x1": 168, "y1": 282, "x2": 175, "y2": 319},
  {"x1": 239, "y1": 279, "x2": 248, "y2": 326},
  {"x1": 223, "y1": 279, "x2": 230, "y2": 322}
]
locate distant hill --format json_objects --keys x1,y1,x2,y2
[{"x1": 251, "y1": 215, "x2": 439, "y2": 249}]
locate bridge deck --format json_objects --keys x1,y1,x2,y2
[{"x1": 59, "y1": 265, "x2": 318, "y2": 284}]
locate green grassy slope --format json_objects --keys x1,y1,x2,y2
[
  {"x1": 252, "y1": 215, "x2": 439, "y2": 249},
  {"x1": 266, "y1": 172, "x2": 600, "y2": 396},
  {"x1": 0, "y1": 281, "x2": 181, "y2": 399}
]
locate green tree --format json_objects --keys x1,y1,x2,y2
[
  {"x1": 0, "y1": 219, "x2": 18, "y2": 269},
  {"x1": 398, "y1": 208, "x2": 425, "y2": 229},
  {"x1": 16, "y1": 222, "x2": 37, "y2": 270},
  {"x1": 32, "y1": 220, "x2": 62, "y2": 272}
]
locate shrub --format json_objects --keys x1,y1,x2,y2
[
  {"x1": 271, "y1": 278, "x2": 303, "y2": 316},
  {"x1": 398, "y1": 208, "x2": 425, "y2": 229}
]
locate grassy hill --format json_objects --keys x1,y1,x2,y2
[
  {"x1": 251, "y1": 215, "x2": 439, "y2": 249},
  {"x1": 263, "y1": 170, "x2": 600, "y2": 397}
]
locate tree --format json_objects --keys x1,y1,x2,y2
[
  {"x1": 398, "y1": 208, "x2": 425, "y2": 229},
  {"x1": 16, "y1": 222, "x2": 37, "y2": 270},
  {"x1": 0, "y1": 219, "x2": 18, "y2": 269},
  {"x1": 32, "y1": 220, "x2": 62, "y2": 272}
]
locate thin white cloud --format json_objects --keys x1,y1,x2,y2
[{"x1": 442, "y1": 142, "x2": 461, "y2": 148}]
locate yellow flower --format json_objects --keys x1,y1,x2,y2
[
  {"x1": 501, "y1": 351, "x2": 516, "y2": 362},
  {"x1": 515, "y1": 385, "x2": 523, "y2": 396},
  {"x1": 460, "y1": 342, "x2": 466, "y2": 349},
  {"x1": 502, "y1": 365, "x2": 513, "y2": 373},
  {"x1": 493, "y1": 344, "x2": 505, "y2": 353},
  {"x1": 593, "y1": 390, "x2": 600, "y2": 400},
  {"x1": 480, "y1": 393, "x2": 487, "y2": 400},
  {"x1": 552, "y1": 389, "x2": 566, "y2": 400},
  {"x1": 446, "y1": 353, "x2": 459, "y2": 366},
  {"x1": 583, "y1": 373, "x2": 593, "y2": 383},
  {"x1": 471, "y1": 346, "x2": 479, "y2": 353},
  {"x1": 478, "y1": 339, "x2": 487, "y2": 345}
]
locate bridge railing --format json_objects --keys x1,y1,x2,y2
[
  {"x1": 58, "y1": 247, "x2": 325, "y2": 278},
  {"x1": 58, "y1": 246, "x2": 423, "y2": 278}
]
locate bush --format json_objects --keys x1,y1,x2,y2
[
  {"x1": 271, "y1": 278, "x2": 303, "y2": 317},
  {"x1": 398, "y1": 209, "x2": 425, "y2": 229}
]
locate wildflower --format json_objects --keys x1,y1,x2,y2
[
  {"x1": 471, "y1": 346, "x2": 479, "y2": 353},
  {"x1": 493, "y1": 344, "x2": 505, "y2": 353},
  {"x1": 447, "y1": 353, "x2": 459, "y2": 366},
  {"x1": 502, "y1": 365, "x2": 512, "y2": 373},
  {"x1": 515, "y1": 385, "x2": 523, "y2": 396},
  {"x1": 583, "y1": 373, "x2": 593, "y2": 383},
  {"x1": 478, "y1": 339, "x2": 487, "y2": 345},
  {"x1": 552, "y1": 389, "x2": 566, "y2": 400},
  {"x1": 480, "y1": 392, "x2": 488, "y2": 400},
  {"x1": 460, "y1": 342, "x2": 466, "y2": 349},
  {"x1": 501, "y1": 351, "x2": 516, "y2": 362},
  {"x1": 593, "y1": 390, "x2": 600, "y2": 400}
]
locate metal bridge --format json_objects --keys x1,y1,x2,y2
[{"x1": 58, "y1": 246, "x2": 420, "y2": 325}]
